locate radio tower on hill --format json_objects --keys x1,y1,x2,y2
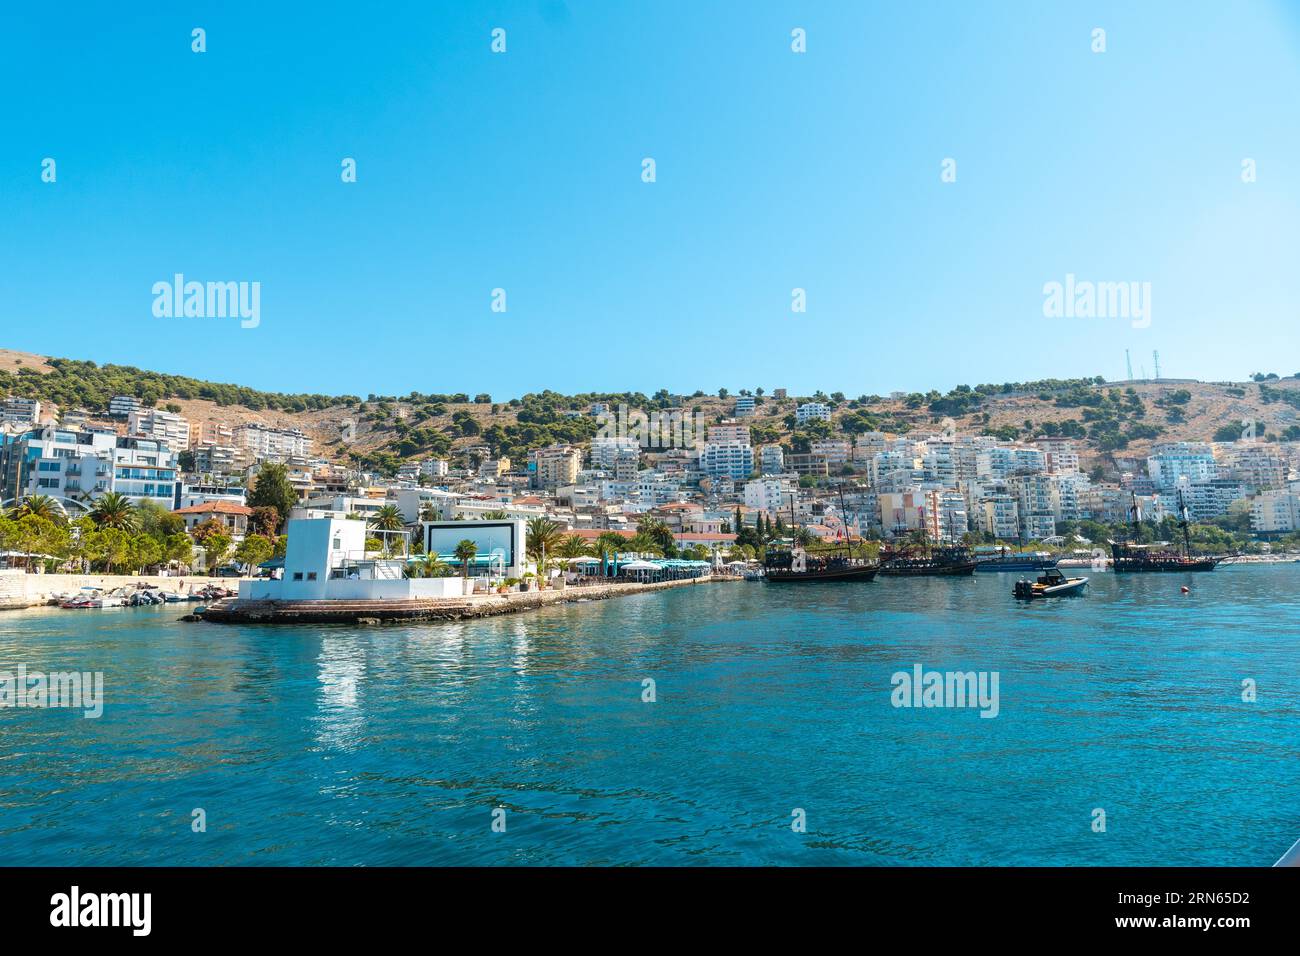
[
  {"x1": 1126, "y1": 349, "x2": 1133, "y2": 381},
  {"x1": 1153, "y1": 350, "x2": 1161, "y2": 380}
]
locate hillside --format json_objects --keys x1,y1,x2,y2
[{"x1": 2, "y1": 348, "x2": 1299, "y2": 477}]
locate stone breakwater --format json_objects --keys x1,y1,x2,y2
[{"x1": 198, "y1": 576, "x2": 736, "y2": 625}]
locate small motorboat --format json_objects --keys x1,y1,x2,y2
[{"x1": 1013, "y1": 568, "x2": 1088, "y2": 600}]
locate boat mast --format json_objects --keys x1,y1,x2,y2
[{"x1": 838, "y1": 480, "x2": 852, "y2": 559}]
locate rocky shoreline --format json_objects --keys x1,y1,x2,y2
[{"x1": 196, "y1": 575, "x2": 735, "y2": 625}]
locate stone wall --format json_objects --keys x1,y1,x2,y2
[{"x1": 0, "y1": 570, "x2": 233, "y2": 610}]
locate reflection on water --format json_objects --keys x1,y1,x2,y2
[{"x1": 0, "y1": 567, "x2": 1297, "y2": 865}]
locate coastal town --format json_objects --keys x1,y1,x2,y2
[{"x1": 2, "y1": 354, "x2": 1300, "y2": 601}]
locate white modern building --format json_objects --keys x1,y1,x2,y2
[
  {"x1": 234, "y1": 422, "x2": 314, "y2": 462},
  {"x1": 796, "y1": 402, "x2": 833, "y2": 425},
  {"x1": 241, "y1": 516, "x2": 472, "y2": 601},
  {"x1": 2, "y1": 397, "x2": 41, "y2": 426},
  {"x1": 128, "y1": 408, "x2": 191, "y2": 448},
  {"x1": 699, "y1": 441, "x2": 754, "y2": 481},
  {"x1": 1147, "y1": 442, "x2": 1217, "y2": 490}
]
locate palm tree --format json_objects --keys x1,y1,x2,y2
[
  {"x1": 793, "y1": 527, "x2": 815, "y2": 549},
  {"x1": 556, "y1": 534, "x2": 591, "y2": 558},
  {"x1": 453, "y1": 539, "x2": 478, "y2": 580},
  {"x1": 482, "y1": 509, "x2": 510, "y2": 520},
  {"x1": 10, "y1": 494, "x2": 65, "y2": 524},
  {"x1": 89, "y1": 491, "x2": 138, "y2": 531},
  {"x1": 526, "y1": 517, "x2": 564, "y2": 575},
  {"x1": 370, "y1": 504, "x2": 406, "y2": 532},
  {"x1": 413, "y1": 553, "x2": 450, "y2": 578}
]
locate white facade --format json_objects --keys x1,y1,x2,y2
[
  {"x1": 1251, "y1": 489, "x2": 1300, "y2": 533},
  {"x1": 2, "y1": 397, "x2": 41, "y2": 426},
  {"x1": 699, "y1": 442, "x2": 754, "y2": 481},
  {"x1": 758, "y1": 444, "x2": 784, "y2": 475},
  {"x1": 234, "y1": 422, "x2": 313, "y2": 461},
  {"x1": 796, "y1": 402, "x2": 832, "y2": 425},
  {"x1": 1147, "y1": 443, "x2": 1217, "y2": 490},
  {"x1": 128, "y1": 408, "x2": 191, "y2": 448}
]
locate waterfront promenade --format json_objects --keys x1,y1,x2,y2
[
  {"x1": 200, "y1": 575, "x2": 735, "y2": 625},
  {"x1": 0, "y1": 569, "x2": 230, "y2": 611}
]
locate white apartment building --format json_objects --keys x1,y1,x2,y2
[
  {"x1": 590, "y1": 436, "x2": 641, "y2": 469},
  {"x1": 1250, "y1": 488, "x2": 1300, "y2": 533},
  {"x1": 744, "y1": 476, "x2": 796, "y2": 515},
  {"x1": 0, "y1": 427, "x2": 178, "y2": 508},
  {"x1": 421, "y1": 458, "x2": 449, "y2": 478},
  {"x1": 810, "y1": 439, "x2": 851, "y2": 469},
  {"x1": 976, "y1": 446, "x2": 1046, "y2": 480},
  {"x1": 795, "y1": 402, "x2": 833, "y2": 425},
  {"x1": 108, "y1": 394, "x2": 142, "y2": 417},
  {"x1": 1147, "y1": 442, "x2": 1217, "y2": 490},
  {"x1": 2, "y1": 396, "x2": 41, "y2": 426},
  {"x1": 531, "y1": 444, "x2": 582, "y2": 489},
  {"x1": 758, "y1": 444, "x2": 785, "y2": 475},
  {"x1": 234, "y1": 422, "x2": 314, "y2": 461},
  {"x1": 128, "y1": 408, "x2": 191, "y2": 448},
  {"x1": 1226, "y1": 445, "x2": 1289, "y2": 492},
  {"x1": 706, "y1": 420, "x2": 751, "y2": 444},
  {"x1": 699, "y1": 442, "x2": 754, "y2": 481},
  {"x1": 1035, "y1": 439, "x2": 1081, "y2": 475},
  {"x1": 733, "y1": 395, "x2": 756, "y2": 418}
]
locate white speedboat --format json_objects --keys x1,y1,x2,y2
[{"x1": 1013, "y1": 568, "x2": 1088, "y2": 599}]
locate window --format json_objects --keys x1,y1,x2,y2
[
  {"x1": 292, "y1": 572, "x2": 303, "y2": 581},
  {"x1": 306, "y1": 572, "x2": 317, "y2": 581}
]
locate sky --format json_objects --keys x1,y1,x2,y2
[{"x1": 2, "y1": 1, "x2": 1299, "y2": 401}]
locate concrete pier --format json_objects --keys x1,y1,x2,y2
[{"x1": 199, "y1": 575, "x2": 735, "y2": 625}]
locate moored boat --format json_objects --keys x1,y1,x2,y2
[{"x1": 1013, "y1": 568, "x2": 1088, "y2": 599}]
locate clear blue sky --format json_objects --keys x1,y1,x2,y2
[{"x1": 3, "y1": 1, "x2": 1298, "y2": 400}]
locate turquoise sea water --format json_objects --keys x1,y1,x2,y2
[{"x1": 1, "y1": 566, "x2": 1297, "y2": 866}]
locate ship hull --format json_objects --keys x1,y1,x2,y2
[
  {"x1": 878, "y1": 561, "x2": 977, "y2": 577},
  {"x1": 1112, "y1": 559, "x2": 1220, "y2": 572},
  {"x1": 765, "y1": 565, "x2": 880, "y2": 582}
]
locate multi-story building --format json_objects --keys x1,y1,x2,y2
[
  {"x1": 1147, "y1": 442, "x2": 1217, "y2": 490},
  {"x1": 1012, "y1": 473, "x2": 1060, "y2": 540},
  {"x1": 786, "y1": 453, "x2": 829, "y2": 478},
  {"x1": 128, "y1": 408, "x2": 191, "y2": 448},
  {"x1": 1172, "y1": 477, "x2": 1246, "y2": 522},
  {"x1": 421, "y1": 458, "x2": 449, "y2": 479},
  {"x1": 1226, "y1": 445, "x2": 1289, "y2": 493},
  {"x1": 758, "y1": 444, "x2": 785, "y2": 475},
  {"x1": 1035, "y1": 439, "x2": 1081, "y2": 475},
  {"x1": 1250, "y1": 488, "x2": 1300, "y2": 533},
  {"x1": 108, "y1": 394, "x2": 142, "y2": 418},
  {"x1": 733, "y1": 395, "x2": 756, "y2": 418},
  {"x1": 590, "y1": 436, "x2": 641, "y2": 469},
  {"x1": 810, "y1": 439, "x2": 851, "y2": 470},
  {"x1": 976, "y1": 446, "x2": 1046, "y2": 480},
  {"x1": 2, "y1": 396, "x2": 41, "y2": 426},
  {"x1": 979, "y1": 494, "x2": 1020, "y2": 540},
  {"x1": 743, "y1": 476, "x2": 796, "y2": 516},
  {"x1": 190, "y1": 443, "x2": 244, "y2": 476},
  {"x1": 195, "y1": 421, "x2": 235, "y2": 447},
  {"x1": 699, "y1": 442, "x2": 754, "y2": 482},
  {"x1": 795, "y1": 402, "x2": 832, "y2": 425},
  {"x1": 530, "y1": 444, "x2": 582, "y2": 489},
  {"x1": 0, "y1": 426, "x2": 177, "y2": 508},
  {"x1": 706, "y1": 420, "x2": 751, "y2": 444},
  {"x1": 233, "y1": 422, "x2": 313, "y2": 462}
]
